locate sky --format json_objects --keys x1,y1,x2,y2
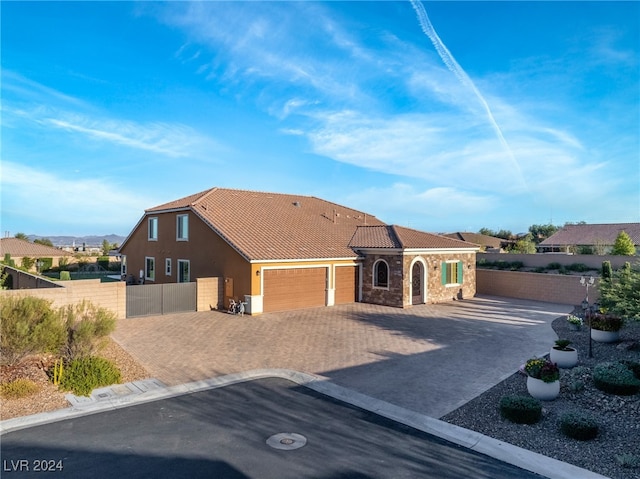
[{"x1": 1, "y1": 1, "x2": 639, "y2": 237}]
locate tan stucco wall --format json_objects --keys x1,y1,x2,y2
[
  {"x1": 0, "y1": 279, "x2": 126, "y2": 319},
  {"x1": 477, "y1": 269, "x2": 599, "y2": 305}
]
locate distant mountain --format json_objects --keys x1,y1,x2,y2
[{"x1": 26, "y1": 234, "x2": 126, "y2": 248}]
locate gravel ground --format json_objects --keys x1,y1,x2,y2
[
  {"x1": 443, "y1": 314, "x2": 640, "y2": 479},
  {"x1": 0, "y1": 338, "x2": 150, "y2": 421}
]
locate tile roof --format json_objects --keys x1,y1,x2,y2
[
  {"x1": 140, "y1": 188, "x2": 478, "y2": 260},
  {"x1": 443, "y1": 232, "x2": 503, "y2": 248},
  {"x1": 0, "y1": 238, "x2": 73, "y2": 258},
  {"x1": 349, "y1": 225, "x2": 478, "y2": 250},
  {"x1": 146, "y1": 187, "x2": 386, "y2": 261},
  {"x1": 539, "y1": 223, "x2": 640, "y2": 246}
]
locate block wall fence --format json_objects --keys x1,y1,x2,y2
[{"x1": 477, "y1": 269, "x2": 600, "y2": 305}]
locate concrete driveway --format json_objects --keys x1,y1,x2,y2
[{"x1": 112, "y1": 295, "x2": 571, "y2": 418}]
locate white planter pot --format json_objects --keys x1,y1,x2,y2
[
  {"x1": 526, "y1": 376, "x2": 560, "y2": 401},
  {"x1": 591, "y1": 328, "x2": 620, "y2": 343},
  {"x1": 550, "y1": 347, "x2": 578, "y2": 368}
]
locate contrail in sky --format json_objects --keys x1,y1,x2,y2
[{"x1": 410, "y1": 0, "x2": 527, "y2": 189}]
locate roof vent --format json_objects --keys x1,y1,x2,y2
[{"x1": 293, "y1": 201, "x2": 301, "y2": 207}]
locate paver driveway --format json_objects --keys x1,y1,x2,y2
[{"x1": 112, "y1": 295, "x2": 571, "y2": 418}]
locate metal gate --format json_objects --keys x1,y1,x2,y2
[{"x1": 126, "y1": 282, "x2": 196, "y2": 318}]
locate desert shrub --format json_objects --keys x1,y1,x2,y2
[
  {"x1": 509, "y1": 261, "x2": 524, "y2": 270},
  {"x1": 559, "y1": 411, "x2": 598, "y2": 440},
  {"x1": 0, "y1": 378, "x2": 40, "y2": 399},
  {"x1": 593, "y1": 362, "x2": 640, "y2": 395},
  {"x1": 534, "y1": 267, "x2": 546, "y2": 273},
  {"x1": 499, "y1": 395, "x2": 542, "y2": 424},
  {"x1": 566, "y1": 263, "x2": 590, "y2": 272},
  {"x1": 616, "y1": 453, "x2": 640, "y2": 469},
  {"x1": 59, "y1": 300, "x2": 116, "y2": 360},
  {"x1": 59, "y1": 356, "x2": 121, "y2": 397},
  {"x1": 0, "y1": 296, "x2": 66, "y2": 365},
  {"x1": 547, "y1": 262, "x2": 562, "y2": 270},
  {"x1": 620, "y1": 360, "x2": 640, "y2": 380},
  {"x1": 21, "y1": 257, "x2": 35, "y2": 270}
]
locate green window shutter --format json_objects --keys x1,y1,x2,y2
[
  {"x1": 457, "y1": 261, "x2": 463, "y2": 283},
  {"x1": 441, "y1": 262, "x2": 447, "y2": 285}
]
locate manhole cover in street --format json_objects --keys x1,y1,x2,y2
[{"x1": 266, "y1": 433, "x2": 307, "y2": 450}]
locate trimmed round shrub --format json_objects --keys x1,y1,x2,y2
[
  {"x1": 0, "y1": 378, "x2": 40, "y2": 399},
  {"x1": 59, "y1": 356, "x2": 121, "y2": 397},
  {"x1": 593, "y1": 362, "x2": 640, "y2": 396},
  {"x1": 620, "y1": 360, "x2": 640, "y2": 380},
  {"x1": 559, "y1": 411, "x2": 598, "y2": 440},
  {"x1": 499, "y1": 395, "x2": 542, "y2": 424}
]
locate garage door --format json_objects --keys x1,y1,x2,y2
[
  {"x1": 263, "y1": 268, "x2": 327, "y2": 312},
  {"x1": 335, "y1": 266, "x2": 358, "y2": 304}
]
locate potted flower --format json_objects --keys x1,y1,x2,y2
[
  {"x1": 566, "y1": 314, "x2": 583, "y2": 331},
  {"x1": 549, "y1": 339, "x2": 578, "y2": 368},
  {"x1": 590, "y1": 311, "x2": 623, "y2": 343},
  {"x1": 524, "y1": 357, "x2": 560, "y2": 400}
]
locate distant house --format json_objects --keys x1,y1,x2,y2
[
  {"x1": 538, "y1": 223, "x2": 640, "y2": 254},
  {"x1": 0, "y1": 237, "x2": 73, "y2": 272},
  {"x1": 443, "y1": 232, "x2": 507, "y2": 252},
  {"x1": 118, "y1": 187, "x2": 479, "y2": 314}
]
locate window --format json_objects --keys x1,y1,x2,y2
[
  {"x1": 373, "y1": 260, "x2": 389, "y2": 288},
  {"x1": 121, "y1": 255, "x2": 127, "y2": 276},
  {"x1": 148, "y1": 217, "x2": 158, "y2": 241},
  {"x1": 165, "y1": 258, "x2": 172, "y2": 276},
  {"x1": 178, "y1": 259, "x2": 190, "y2": 283},
  {"x1": 145, "y1": 257, "x2": 155, "y2": 281},
  {"x1": 177, "y1": 214, "x2": 189, "y2": 241},
  {"x1": 442, "y1": 261, "x2": 463, "y2": 286}
]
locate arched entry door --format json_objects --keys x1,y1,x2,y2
[{"x1": 411, "y1": 262, "x2": 424, "y2": 305}]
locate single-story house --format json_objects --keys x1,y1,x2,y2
[
  {"x1": 0, "y1": 237, "x2": 73, "y2": 272},
  {"x1": 118, "y1": 187, "x2": 479, "y2": 314},
  {"x1": 538, "y1": 223, "x2": 640, "y2": 255}
]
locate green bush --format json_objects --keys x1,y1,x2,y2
[
  {"x1": 566, "y1": 263, "x2": 590, "y2": 272},
  {"x1": 593, "y1": 362, "x2": 640, "y2": 395},
  {"x1": 60, "y1": 271, "x2": 71, "y2": 281},
  {"x1": 559, "y1": 411, "x2": 598, "y2": 440},
  {"x1": 59, "y1": 300, "x2": 116, "y2": 360},
  {"x1": 39, "y1": 257, "x2": 53, "y2": 271},
  {"x1": 499, "y1": 395, "x2": 542, "y2": 424},
  {"x1": 0, "y1": 296, "x2": 66, "y2": 365},
  {"x1": 602, "y1": 261, "x2": 612, "y2": 280},
  {"x1": 0, "y1": 378, "x2": 40, "y2": 399},
  {"x1": 620, "y1": 360, "x2": 640, "y2": 380},
  {"x1": 58, "y1": 356, "x2": 121, "y2": 397},
  {"x1": 97, "y1": 257, "x2": 110, "y2": 270},
  {"x1": 547, "y1": 262, "x2": 562, "y2": 270},
  {"x1": 21, "y1": 256, "x2": 35, "y2": 270}
]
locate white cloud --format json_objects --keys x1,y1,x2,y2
[
  {"x1": 345, "y1": 183, "x2": 496, "y2": 229},
  {"x1": 1, "y1": 161, "x2": 158, "y2": 234}
]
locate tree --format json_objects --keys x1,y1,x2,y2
[
  {"x1": 598, "y1": 263, "x2": 640, "y2": 320},
  {"x1": 478, "y1": 228, "x2": 513, "y2": 239},
  {"x1": 509, "y1": 235, "x2": 536, "y2": 254},
  {"x1": 14, "y1": 233, "x2": 28, "y2": 240},
  {"x1": 610, "y1": 231, "x2": 636, "y2": 256},
  {"x1": 101, "y1": 239, "x2": 118, "y2": 256},
  {"x1": 34, "y1": 238, "x2": 54, "y2": 247},
  {"x1": 528, "y1": 224, "x2": 559, "y2": 244}
]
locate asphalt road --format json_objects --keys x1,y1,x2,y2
[{"x1": 1, "y1": 377, "x2": 543, "y2": 479}]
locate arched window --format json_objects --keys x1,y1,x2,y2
[{"x1": 373, "y1": 260, "x2": 389, "y2": 288}]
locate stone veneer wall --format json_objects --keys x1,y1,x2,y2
[
  {"x1": 360, "y1": 252, "x2": 477, "y2": 308},
  {"x1": 360, "y1": 254, "x2": 405, "y2": 308},
  {"x1": 415, "y1": 252, "x2": 477, "y2": 305}
]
